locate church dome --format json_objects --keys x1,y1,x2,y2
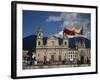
[
  {"x1": 48, "y1": 36, "x2": 57, "y2": 40},
  {"x1": 47, "y1": 36, "x2": 59, "y2": 46}
]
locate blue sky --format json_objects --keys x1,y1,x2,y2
[{"x1": 23, "y1": 10, "x2": 91, "y2": 39}]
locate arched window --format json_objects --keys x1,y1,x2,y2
[
  {"x1": 65, "y1": 41, "x2": 67, "y2": 45},
  {"x1": 38, "y1": 41, "x2": 40, "y2": 45},
  {"x1": 39, "y1": 33, "x2": 41, "y2": 36}
]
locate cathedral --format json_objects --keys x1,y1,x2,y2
[{"x1": 35, "y1": 28, "x2": 91, "y2": 65}]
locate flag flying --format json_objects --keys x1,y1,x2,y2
[{"x1": 63, "y1": 26, "x2": 83, "y2": 35}]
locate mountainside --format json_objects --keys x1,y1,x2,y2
[
  {"x1": 23, "y1": 35, "x2": 91, "y2": 52},
  {"x1": 23, "y1": 35, "x2": 37, "y2": 52},
  {"x1": 68, "y1": 37, "x2": 90, "y2": 48}
]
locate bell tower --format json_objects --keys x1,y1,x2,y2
[
  {"x1": 63, "y1": 32, "x2": 68, "y2": 48},
  {"x1": 37, "y1": 28, "x2": 43, "y2": 47},
  {"x1": 76, "y1": 41, "x2": 86, "y2": 48}
]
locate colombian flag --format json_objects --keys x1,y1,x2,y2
[{"x1": 63, "y1": 27, "x2": 83, "y2": 35}]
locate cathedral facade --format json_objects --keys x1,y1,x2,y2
[{"x1": 35, "y1": 28, "x2": 91, "y2": 64}]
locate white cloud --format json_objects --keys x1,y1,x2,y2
[
  {"x1": 46, "y1": 15, "x2": 62, "y2": 22},
  {"x1": 46, "y1": 13, "x2": 78, "y2": 22},
  {"x1": 54, "y1": 31, "x2": 63, "y2": 38}
]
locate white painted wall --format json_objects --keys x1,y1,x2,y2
[{"x1": 0, "y1": 0, "x2": 99, "y2": 80}]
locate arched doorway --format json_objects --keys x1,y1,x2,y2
[
  {"x1": 80, "y1": 56, "x2": 84, "y2": 64},
  {"x1": 80, "y1": 50, "x2": 84, "y2": 64},
  {"x1": 51, "y1": 55, "x2": 54, "y2": 61},
  {"x1": 44, "y1": 56, "x2": 47, "y2": 61},
  {"x1": 59, "y1": 55, "x2": 61, "y2": 61}
]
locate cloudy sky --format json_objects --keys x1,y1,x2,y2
[{"x1": 23, "y1": 10, "x2": 91, "y2": 39}]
